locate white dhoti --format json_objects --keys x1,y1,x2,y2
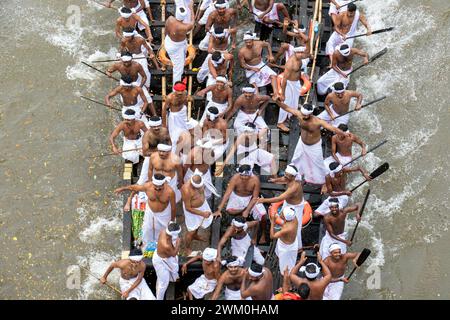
[
  {"x1": 199, "y1": 32, "x2": 211, "y2": 52},
  {"x1": 142, "y1": 203, "x2": 172, "y2": 245},
  {"x1": 246, "y1": 61, "x2": 277, "y2": 87},
  {"x1": 137, "y1": 156, "x2": 150, "y2": 186},
  {"x1": 285, "y1": 44, "x2": 309, "y2": 73},
  {"x1": 198, "y1": 2, "x2": 214, "y2": 25},
  {"x1": 174, "y1": 0, "x2": 193, "y2": 23},
  {"x1": 188, "y1": 274, "x2": 217, "y2": 299},
  {"x1": 253, "y1": 4, "x2": 279, "y2": 26},
  {"x1": 133, "y1": 4, "x2": 150, "y2": 31},
  {"x1": 226, "y1": 191, "x2": 267, "y2": 221},
  {"x1": 197, "y1": 53, "x2": 212, "y2": 83},
  {"x1": 275, "y1": 237, "x2": 298, "y2": 274},
  {"x1": 225, "y1": 287, "x2": 251, "y2": 300},
  {"x1": 317, "y1": 67, "x2": 352, "y2": 96},
  {"x1": 183, "y1": 168, "x2": 214, "y2": 199},
  {"x1": 168, "y1": 172, "x2": 182, "y2": 203},
  {"x1": 317, "y1": 104, "x2": 350, "y2": 127},
  {"x1": 164, "y1": 35, "x2": 187, "y2": 84},
  {"x1": 292, "y1": 139, "x2": 328, "y2": 185},
  {"x1": 133, "y1": 52, "x2": 151, "y2": 88},
  {"x1": 200, "y1": 100, "x2": 228, "y2": 126},
  {"x1": 167, "y1": 105, "x2": 188, "y2": 152},
  {"x1": 231, "y1": 234, "x2": 265, "y2": 265},
  {"x1": 182, "y1": 199, "x2": 214, "y2": 232},
  {"x1": 119, "y1": 276, "x2": 156, "y2": 300},
  {"x1": 325, "y1": 32, "x2": 355, "y2": 56},
  {"x1": 122, "y1": 136, "x2": 143, "y2": 164},
  {"x1": 328, "y1": 0, "x2": 350, "y2": 15},
  {"x1": 315, "y1": 195, "x2": 349, "y2": 216},
  {"x1": 237, "y1": 144, "x2": 274, "y2": 176},
  {"x1": 319, "y1": 230, "x2": 348, "y2": 260},
  {"x1": 323, "y1": 279, "x2": 345, "y2": 300},
  {"x1": 278, "y1": 79, "x2": 301, "y2": 124},
  {"x1": 234, "y1": 110, "x2": 268, "y2": 135},
  {"x1": 281, "y1": 200, "x2": 304, "y2": 247},
  {"x1": 324, "y1": 153, "x2": 352, "y2": 169},
  {"x1": 152, "y1": 250, "x2": 179, "y2": 300},
  {"x1": 212, "y1": 140, "x2": 229, "y2": 162}
]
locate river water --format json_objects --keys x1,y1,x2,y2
[{"x1": 0, "y1": 0, "x2": 448, "y2": 299}]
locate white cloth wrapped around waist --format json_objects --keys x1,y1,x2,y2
[
  {"x1": 237, "y1": 143, "x2": 274, "y2": 176},
  {"x1": 164, "y1": 35, "x2": 188, "y2": 83},
  {"x1": 323, "y1": 278, "x2": 345, "y2": 300},
  {"x1": 197, "y1": 53, "x2": 212, "y2": 83},
  {"x1": 328, "y1": 0, "x2": 351, "y2": 15},
  {"x1": 275, "y1": 237, "x2": 299, "y2": 274},
  {"x1": 188, "y1": 274, "x2": 217, "y2": 299},
  {"x1": 245, "y1": 61, "x2": 276, "y2": 87},
  {"x1": 319, "y1": 230, "x2": 348, "y2": 260},
  {"x1": 211, "y1": 139, "x2": 229, "y2": 162},
  {"x1": 317, "y1": 103, "x2": 350, "y2": 127},
  {"x1": 167, "y1": 105, "x2": 188, "y2": 153},
  {"x1": 167, "y1": 171, "x2": 182, "y2": 203},
  {"x1": 122, "y1": 136, "x2": 143, "y2": 164},
  {"x1": 142, "y1": 202, "x2": 172, "y2": 245},
  {"x1": 200, "y1": 100, "x2": 228, "y2": 126},
  {"x1": 234, "y1": 110, "x2": 268, "y2": 135},
  {"x1": 137, "y1": 156, "x2": 150, "y2": 185},
  {"x1": 198, "y1": 1, "x2": 215, "y2": 25},
  {"x1": 182, "y1": 199, "x2": 214, "y2": 232},
  {"x1": 225, "y1": 287, "x2": 250, "y2": 300},
  {"x1": 152, "y1": 249, "x2": 179, "y2": 300},
  {"x1": 231, "y1": 233, "x2": 252, "y2": 260},
  {"x1": 281, "y1": 200, "x2": 304, "y2": 247},
  {"x1": 226, "y1": 191, "x2": 267, "y2": 221},
  {"x1": 317, "y1": 67, "x2": 352, "y2": 96},
  {"x1": 252, "y1": 4, "x2": 279, "y2": 25},
  {"x1": 324, "y1": 153, "x2": 352, "y2": 169},
  {"x1": 325, "y1": 31, "x2": 355, "y2": 56},
  {"x1": 279, "y1": 78, "x2": 301, "y2": 124},
  {"x1": 119, "y1": 276, "x2": 156, "y2": 300},
  {"x1": 315, "y1": 195, "x2": 349, "y2": 216},
  {"x1": 291, "y1": 138, "x2": 328, "y2": 184},
  {"x1": 183, "y1": 168, "x2": 218, "y2": 199},
  {"x1": 135, "y1": 8, "x2": 150, "y2": 31}
]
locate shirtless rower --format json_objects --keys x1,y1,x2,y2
[
  {"x1": 182, "y1": 248, "x2": 221, "y2": 300},
  {"x1": 152, "y1": 221, "x2": 182, "y2": 300},
  {"x1": 249, "y1": 0, "x2": 292, "y2": 29},
  {"x1": 323, "y1": 244, "x2": 361, "y2": 300},
  {"x1": 326, "y1": 3, "x2": 372, "y2": 65},
  {"x1": 114, "y1": 173, "x2": 176, "y2": 246},
  {"x1": 107, "y1": 0, "x2": 153, "y2": 32},
  {"x1": 107, "y1": 51, "x2": 148, "y2": 89},
  {"x1": 240, "y1": 262, "x2": 274, "y2": 300},
  {"x1": 275, "y1": 100, "x2": 347, "y2": 185},
  {"x1": 115, "y1": 6, "x2": 153, "y2": 43},
  {"x1": 275, "y1": 20, "x2": 311, "y2": 71},
  {"x1": 211, "y1": 256, "x2": 247, "y2": 300},
  {"x1": 163, "y1": 81, "x2": 190, "y2": 149},
  {"x1": 197, "y1": 76, "x2": 233, "y2": 124},
  {"x1": 110, "y1": 108, "x2": 147, "y2": 164},
  {"x1": 201, "y1": 106, "x2": 229, "y2": 162},
  {"x1": 324, "y1": 123, "x2": 366, "y2": 167},
  {"x1": 317, "y1": 43, "x2": 369, "y2": 96},
  {"x1": 101, "y1": 248, "x2": 155, "y2": 300},
  {"x1": 328, "y1": 0, "x2": 352, "y2": 26},
  {"x1": 215, "y1": 164, "x2": 267, "y2": 242},
  {"x1": 181, "y1": 172, "x2": 214, "y2": 255},
  {"x1": 164, "y1": 3, "x2": 195, "y2": 83},
  {"x1": 290, "y1": 251, "x2": 332, "y2": 300},
  {"x1": 317, "y1": 81, "x2": 363, "y2": 127},
  {"x1": 217, "y1": 217, "x2": 265, "y2": 266},
  {"x1": 238, "y1": 31, "x2": 278, "y2": 100},
  {"x1": 319, "y1": 198, "x2": 361, "y2": 260},
  {"x1": 197, "y1": 52, "x2": 234, "y2": 100},
  {"x1": 194, "y1": 0, "x2": 220, "y2": 36}
]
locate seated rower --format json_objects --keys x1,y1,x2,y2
[
  {"x1": 182, "y1": 248, "x2": 221, "y2": 300},
  {"x1": 201, "y1": 106, "x2": 229, "y2": 162},
  {"x1": 317, "y1": 43, "x2": 368, "y2": 96},
  {"x1": 273, "y1": 267, "x2": 310, "y2": 300},
  {"x1": 197, "y1": 76, "x2": 233, "y2": 125},
  {"x1": 108, "y1": 0, "x2": 153, "y2": 32},
  {"x1": 211, "y1": 256, "x2": 248, "y2": 300},
  {"x1": 238, "y1": 31, "x2": 279, "y2": 100},
  {"x1": 107, "y1": 51, "x2": 150, "y2": 94},
  {"x1": 109, "y1": 108, "x2": 147, "y2": 164},
  {"x1": 181, "y1": 171, "x2": 215, "y2": 256},
  {"x1": 101, "y1": 248, "x2": 155, "y2": 300},
  {"x1": 194, "y1": 0, "x2": 222, "y2": 36},
  {"x1": 249, "y1": 0, "x2": 292, "y2": 29},
  {"x1": 215, "y1": 164, "x2": 267, "y2": 242},
  {"x1": 317, "y1": 81, "x2": 363, "y2": 127},
  {"x1": 200, "y1": 23, "x2": 237, "y2": 53},
  {"x1": 115, "y1": 6, "x2": 153, "y2": 44},
  {"x1": 240, "y1": 262, "x2": 274, "y2": 300}
]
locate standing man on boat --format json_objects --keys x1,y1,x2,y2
[
  {"x1": 240, "y1": 262, "x2": 274, "y2": 300},
  {"x1": 201, "y1": 106, "x2": 230, "y2": 162},
  {"x1": 196, "y1": 76, "x2": 233, "y2": 125},
  {"x1": 152, "y1": 221, "x2": 182, "y2": 300},
  {"x1": 165, "y1": 3, "x2": 195, "y2": 84},
  {"x1": 101, "y1": 248, "x2": 156, "y2": 300},
  {"x1": 115, "y1": 6, "x2": 153, "y2": 44},
  {"x1": 238, "y1": 31, "x2": 279, "y2": 100},
  {"x1": 211, "y1": 256, "x2": 249, "y2": 300},
  {"x1": 107, "y1": 0, "x2": 152, "y2": 33}
]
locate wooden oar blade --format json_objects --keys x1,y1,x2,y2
[
  {"x1": 369, "y1": 162, "x2": 389, "y2": 179},
  {"x1": 362, "y1": 95, "x2": 387, "y2": 108},
  {"x1": 373, "y1": 27, "x2": 395, "y2": 35},
  {"x1": 369, "y1": 47, "x2": 388, "y2": 63},
  {"x1": 356, "y1": 248, "x2": 371, "y2": 266}
]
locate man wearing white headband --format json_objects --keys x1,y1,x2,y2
[
  {"x1": 275, "y1": 19, "x2": 310, "y2": 71},
  {"x1": 240, "y1": 262, "x2": 274, "y2": 300},
  {"x1": 115, "y1": 6, "x2": 152, "y2": 44},
  {"x1": 101, "y1": 248, "x2": 156, "y2": 300},
  {"x1": 199, "y1": 22, "x2": 235, "y2": 52},
  {"x1": 109, "y1": 108, "x2": 147, "y2": 164},
  {"x1": 182, "y1": 248, "x2": 221, "y2": 300},
  {"x1": 194, "y1": 0, "x2": 218, "y2": 35},
  {"x1": 152, "y1": 222, "x2": 182, "y2": 299},
  {"x1": 217, "y1": 216, "x2": 265, "y2": 268},
  {"x1": 196, "y1": 51, "x2": 234, "y2": 99},
  {"x1": 276, "y1": 99, "x2": 347, "y2": 185},
  {"x1": 317, "y1": 43, "x2": 369, "y2": 96},
  {"x1": 197, "y1": 75, "x2": 233, "y2": 125},
  {"x1": 323, "y1": 247, "x2": 361, "y2": 300},
  {"x1": 211, "y1": 256, "x2": 250, "y2": 300},
  {"x1": 238, "y1": 32, "x2": 278, "y2": 99},
  {"x1": 250, "y1": 0, "x2": 292, "y2": 29},
  {"x1": 290, "y1": 251, "x2": 332, "y2": 300},
  {"x1": 108, "y1": 0, "x2": 153, "y2": 31},
  {"x1": 107, "y1": 51, "x2": 151, "y2": 92},
  {"x1": 201, "y1": 106, "x2": 229, "y2": 162},
  {"x1": 164, "y1": 3, "x2": 195, "y2": 83}
]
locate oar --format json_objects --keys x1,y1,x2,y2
[
  {"x1": 350, "y1": 189, "x2": 370, "y2": 242},
  {"x1": 350, "y1": 162, "x2": 389, "y2": 193},
  {"x1": 343, "y1": 140, "x2": 388, "y2": 167},
  {"x1": 88, "y1": 147, "x2": 143, "y2": 159},
  {"x1": 91, "y1": 0, "x2": 118, "y2": 10},
  {"x1": 80, "y1": 95, "x2": 122, "y2": 112},
  {"x1": 79, "y1": 265, "x2": 122, "y2": 295},
  {"x1": 348, "y1": 47, "x2": 388, "y2": 76},
  {"x1": 81, "y1": 61, "x2": 120, "y2": 81},
  {"x1": 339, "y1": 0, "x2": 361, "y2": 9},
  {"x1": 346, "y1": 248, "x2": 371, "y2": 280},
  {"x1": 346, "y1": 27, "x2": 395, "y2": 40},
  {"x1": 91, "y1": 57, "x2": 148, "y2": 63},
  {"x1": 334, "y1": 96, "x2": 387, "y2": 120}
]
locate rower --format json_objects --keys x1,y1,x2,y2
[
  {"x1": 114, "y1": 173, "x2": 176, "y2": 246},
  {"x1": 323, "y1": 244, "x2": 361, "y2": 300},
  {"x1": 257, "y1": 164, "x2": 304, "y2": 248},
  {"x1": 201, "y1": 106, "x2": 229, "y2": 162},
  {"x1": 101, "y1": 248, "x2": 156, "y2": 300},
  {"x1": 164, "y1": 4, "x2": 195, "y2": 84},
  {"x1": 227, "y1": 86, "x2": 270, "y2": 136},
  {"x1": 194, "y1": 0, "x2": 220, "y2": 36},
  {"x1": 181, "y1": 171, "x2": 214, "y2": 255},
  {"x1": 315, "y1": 161, "x2": 371, "y2": 216},
  {"x1": 197, "y1": 51, "x2": 234, "y2": 100},
  {"x1": 215, "y1": 164, "x2": 267, "y2": 242},
  {"x1": 217, "y1": 216, "x2": 265, "y2": 266},
  {"x1": 326, "y1": 3, "x2": 372, "y2": 65},
  {"x1": 182, "y1": 248, "x2": 221, "y2": 300},
  {"x1": 107, "y1": 51, "x2": 149, "y2": 90},
  {"x1": 152, "y1": 221, "x2": 182, "y2": 300},
  {"x1": 238, "y1": 31, "x2": 279, "y2": 100},
  {"x1": 211, "y1": 256, "x2": 248, "y2": 300},
  {"x1": 115, "y1": 6, "x2": 153, "y2": 43},
  {"x1": 275, "y1": 100, "x2": 347, "y2": 185},
  {"x1": 273, "y1": 267, "x2": 310, "y2": 300},
  {"x1": 200, "y1": 22, "x2": 236, "y2": 53},
  {"x1": 108, "y1": 0, "x2": 153, "y2": 33},
  {"x1": 175, "y1": 118, "x2": 201, "y2": 163},
  {"x1": 197, "y1": 76, "x2": 233, "y2": 124},
  {"x1": 240, "y1": 262, "x2": 274, "y2": 300},
  {"x1": 317, "y1": 43, "x2": 369, "y2": 96},
  {"x1": 317, "y1": 81, "x2": 363, "y2": 127},
  {"x1": 110, "y1": 108, "x2": 147, "y2": 164},
  {"x1": 328, "y1": 0, "x2": 352, "y2": 25},
  {"x1": 249, "y1": 0, "x2": 292, "y2": 30},
  {"x1": 290, "y1": 251, "x2": 332, "y2": 300},
  {"x1": 319, "y1": 198, "x2": 361, "y2": 260}
]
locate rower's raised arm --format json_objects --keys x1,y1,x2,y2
[{"x1": 275, "y1": 99, "x2": 301, "y2": 118}]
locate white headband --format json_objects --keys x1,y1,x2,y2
[
  {"x1": 129, "y1": 255, "x2": 143, "y2": 261},
  {"x1": 166, "y1": 226, "x2": 182, "y2": 238},
  {"x1": 304, "y1": 263, "x2": 320, "y2": 279},
  {"x1": 248, "y1": 268, "x2": 264, "y2": 278},
  {"x1": 282, "y1": 207, "x2": 296, "y2": 221},
  {"x1": 157, "y1": 143, "x2": 172, "y2": 152},
  {"x1": 237, "y1": 166, "x2": 253, "y2": 176},
  {"x1": 212, "y1": 57, "x2": 224, "y2": 67},
  {"x1": 243, "y1": 125, "x2": 256, "y2": 133},
  {"x1": 242, "y1": 87, "x2": 256, "y2": 93},
  {"x1": 332, "y1": 83, "x2": 346, "y2": 94},
  {"x1": 175, "y1": 7, "x2": 188, "y2": 21},
  {"x1": 328, "y1": 198, "x2": 340, "y2": 208},
  {"x1": 123, "y1": 30, "x2": 137, "y2": 38},
  {"x1": 214, "y1": 2, "x2": 228, "y2": 9},
  {"x1": 122, "y1": 109, "x2": 136, "y2": 120},
  {"x1": 293, "y1": 46, "x2": 306, "y2": 53},
  {"x1": 148, "y1": 118, "x2": 162, "y2": 127},
  {"x1": 120, "y1": 54, "x2": 133, "y2": 62},
  {"x1": 231, "y1": 219, "x2": 248, "y2": 230},
  {"x1": 202, "y1": 248, "x2": 217, "y2": 262},
  {"x1": 338, "y1": 45, "x2": 351, "y2": 57},
  {"x1": 152, "y1": 174, "x2": 170, "y2": 186},
  {"x1": 243, "y1": 32, "x2": 257, "y2": 41},
  {"x1": 212, "y1": 28, "x2": 227, "y2": 38},
  {"x1": 329, "y1": 164, "x2": 343, "y2": 178},
  {"x1": 120, "y1": 79, "x2": 135, "y2": 87},
  {"x1": 215, "y1": 76, "x2": 227, "y2": 83},
  {"x1": 118, "y1": 7, "x2": 134, "y2": 19},
  {"x1": 329, "y1": 243, "x2": 341, "y2": 254},
  {"x1": 300, "y1": 105, "x2": 314, "y2": 115},
  {"x1": 206, "y1": 108, "x2": 219, "y2": 121},
  {"x1": 190, "y1": 169, "x2": 204, "y2": 188},
  {"x1": 285, "y1": 165, "x2": 298, "y2": 176},
  {"x1": 222, "y1": 257, "x2": 245, "y2": 267}
]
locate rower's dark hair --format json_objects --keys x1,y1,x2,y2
[
  {"x1": 338, "y1": 124, "x2": 349, "y2": 132},
  {"x1": 130, "y1": 248, "x2": 143, "y2": 256},
  {"x1": 121, "y1": 50, "x2": 132, "y2": 57},
  {"x1": 128, "y1": 297, "x2": 138, "y2": 300},
  {"x1": 179, "y1": 7, "x2": 185, "y2": 13},
  {"x1": 214, "y1": 25, "x2": 225, "y2": 34},
  {"x1": 226, "y1": 255, "x2": 239, "y2": 264},
  {"x1": 302, "y1": 103, "x2": 313, "y2": 111},
  {"x1": 120, "y1": 7, "x2": 132, "y2": 14},
  {"x1": 123, "y1": 26, "x2": 135, "y2": 33},
  {"x1": 121, "y1": 74, "x2": 133, "y2": 84},
  {"x1": 244, "y1": 122, "x2": 257, "y2": 129},
  {"x1": 305, "y1": 264, "x2": 318, "y2": 278},
  {"x1": 329, "y1": 197, "x2": 339, "y2": 204},
  {"x1": 250, "y1": 262, "x2": 263, "y2": 273},
  {"x1": 216, "y1": 0, "x2": 226, "y2": 4},
  {"x1": 233, "y1": 216, "x2": 247, "y2": 224},
  {"x1": 149, "y1": 116, "x2": 161, "y2": 122},
  {"x1": 211, "y1": 51, "x2": 222, "y2": 61},
  {"x1": 348, "y1": 3, "x2": 357, "y2": 12},
  {"x1": 298, "y1": 283, "x2": 310, "y2": 299},
  {"x1": 333, "y1": 82, "x2": 345, "y2": 91},
  {"x1": 124, "y1": 108, "x2": 136, "y2": 116},
  {"x1": 154, "y1": 173, "x2": 166, "y2": 181},
  {"x1": 174, "y1": 80, "x2": 185, "y2": 86},
  {"x1": 340, "y1": 44, "x2": 350, "y2": 50},
  {"x1": 329, "y1": 162, "x2": 340, "y2": 171},
  {"x1": 238, "y1": 164, "x2": 252, "y2": 173},
  {"x1": 208, "y1": 106, "x2": 219, "y2": 114},
  {"x1": 288, "y1": 164, "x2": 298, "y2": 172},
  {"x1": 168, "y1": 222, "x2": 181, "y2": 232}
]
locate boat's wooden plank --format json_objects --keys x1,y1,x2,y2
[
  {"x1": 148, "y1": 69, "x2": 199, "y2": 76},
  {"x1": 122, "y1": 163, "x2": 133, "y2": 253}
]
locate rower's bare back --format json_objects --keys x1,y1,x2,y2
[
  {"x1": 118, "y1": 259, "x2": 141, "y2": 279},
  {"x1": 165, "y1": 17, "x2": 188, "y2": 42},
  {"x1": 335, "y1": 135, "x2": 353, "y2": 156},
  {"x1": 337, "y1": 13, "x2": 356, "y2": 34},
  {"x1": 121, "y1": 37, "x2": 144, "y2": 55},
  {"x1": 329, "y1": 174, "x2": 347, "y2": 192},
  {"x1": 334, "y1": 52, "x2": 353, "y2": 70}
]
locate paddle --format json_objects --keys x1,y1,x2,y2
[
  {"x1": 80, "y1": 95, "x2": 122, "y2": 112},
  {"x1": 79, "y1": 265, "x2": 122, "y2": 295},
  {"x1": 348, "y1": 47, "x2": 388, "y2": 76},
  {"x1": 88, "y1": 147, "x2": 143, "y2": 159},
  {"x1": 350, "y1": 189, "x2": 370, "y2": 242},
  {"x1": 350, "y1": 162, "x2": 389, "y2": 193},
  {"x1": 346, "y1": 248, "x2": 371, "y2": 280},
  {"x1": 91, "y1": 57, "x2": 148, "y2": 63},
  {"x1": 81, "y1": 61, "x2": 119, "y2": 81},
  {"x1": 346, "y1": 27, "x2": 395, "y2": 40},
  {"x1": 343, "y1": 139, "x2": 388, "y2": 167},
  {"x1": 333, "y1": 96, "x2": 387, "y2": 120},
  {"x1": 339, "y1": 0, "x2": 361, "y2": 9}
]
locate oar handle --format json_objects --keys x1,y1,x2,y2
[
  {"x1": 346, "y1": 266, "x2": 357, "y2": 280},
  {"x1": 343, "y1": 139, "x2": 388, "y2": 167},
  {"x1": 79, "y1": 265, "x2": 122, "y2": 295},
  {"x1": 81, "y1": 61, "x2": 119, "y2": 81},
  {"x1": 80, "y1": 96, "x2": 122, "y2": 112},
  {"x1": 334, "y1": 96, "x2": 387, "y2": 120},
  {"x1": 350, "y1": 189, "x2": 371, "y2": 242}
]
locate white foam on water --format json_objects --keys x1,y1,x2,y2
[
  {"x1": 76, "y1": 207, "x2": 89, "y2": 222},
  {"x1": 79, "y1": 216, "x2": 122, "y2": 244}
]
